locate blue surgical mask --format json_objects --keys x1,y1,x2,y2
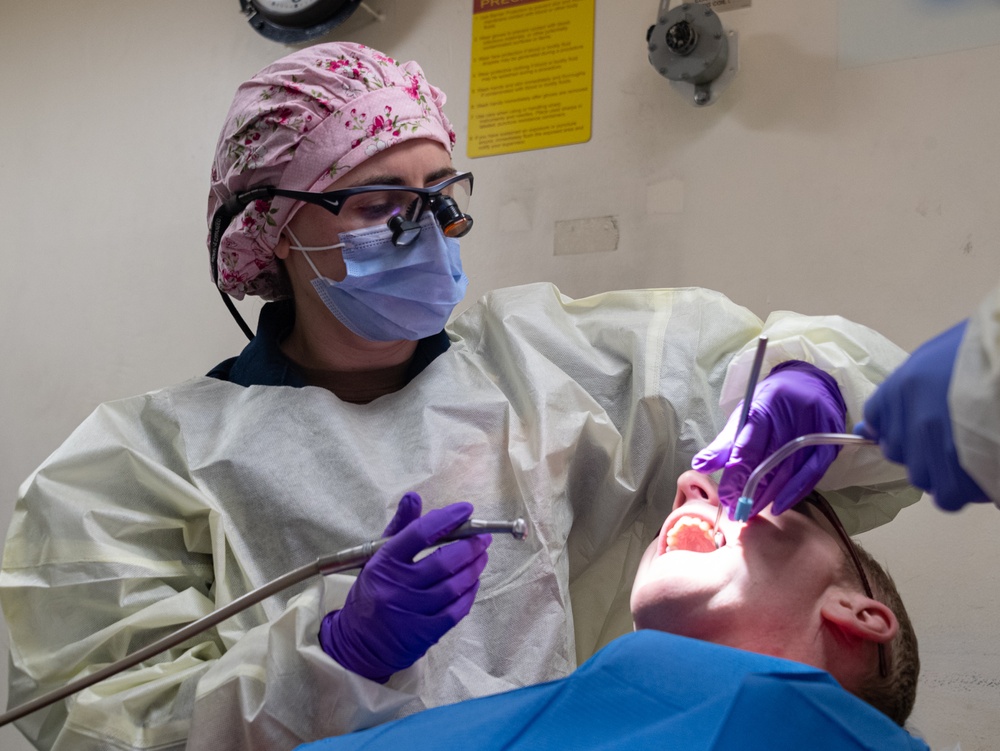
[{"x1": 287, "y1": 215, "x2": 469, "y2": 342}]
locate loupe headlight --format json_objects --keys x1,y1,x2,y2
[{"x1": 387, "y1": 216, "x2": 423, "y2": 246}]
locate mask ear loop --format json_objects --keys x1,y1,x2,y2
[
  {"x1": 285, "y1": 226, "x2": 346, "y2": 254},
  {"x1": 286, "y1": 227, "x2": 345, "y2": 283}
]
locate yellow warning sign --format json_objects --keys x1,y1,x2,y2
[{"x1": 469, "y1": 0, "x2": 595, "y2": 158}]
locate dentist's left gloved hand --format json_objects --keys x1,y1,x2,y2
[
  {"x1": 693, "y1": 361, "x2": 847, "y2": 520},
  {"x1": 319, "y1": 492, "x2": 491, "y2": 683}
]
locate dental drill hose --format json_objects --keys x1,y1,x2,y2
[{"x1": 0, "y1": 518, "x2": 529, "y2": 728}]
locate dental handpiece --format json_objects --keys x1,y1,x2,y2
[
  {"x1": 317, "y1": 518, "x2": 528, "y2": 573},
  {"x1": 733, "y1": 433, "x2": 876, "y2": 521},
  {"x1": 0, "y1": 517, "x2": 529, "y2": 729},
  {"x1": 711, "y1": 335, "x2": 768, "y2": 545}
]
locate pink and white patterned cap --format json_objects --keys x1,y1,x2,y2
[{"x1": 208, "y1": 42, "x2": 456, "y2": 300}]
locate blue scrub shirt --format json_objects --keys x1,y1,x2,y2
[{"x1": 208, "y1": 299, "x2": 450, "y2": 388}]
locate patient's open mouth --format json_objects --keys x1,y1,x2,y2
[{"x1": 665, "y1": 515, "x2": 724, "y2": 553}]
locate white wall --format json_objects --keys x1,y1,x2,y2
[{"x1": 2, "y1": 1, "x2": 998, "y2": 749}]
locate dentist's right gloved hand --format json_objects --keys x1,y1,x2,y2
[
  {"x1": 319, "y1": 492, "x2": 491, "y2": 683},
  {"x1": 855, "y1": 320, "x2": 988, "y2": 511}
]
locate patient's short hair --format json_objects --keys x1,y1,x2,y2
[{"x1": 845, "y1": 542, "x2": 919, "y2": 727}]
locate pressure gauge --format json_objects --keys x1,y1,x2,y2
[{"x1": 239, "y1": 0, "x2": 364, "y2": 43}]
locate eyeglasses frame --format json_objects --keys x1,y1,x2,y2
[
  {"x1": 257, "y1": 171, "x2": 474, "y2": 222},
  {"x1": 797, "y1": 491, "x2": 890, "y2": 679}
]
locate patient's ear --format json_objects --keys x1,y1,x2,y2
[{"x1": 820, "y1": 589, "x2": 898, "y2": 645}]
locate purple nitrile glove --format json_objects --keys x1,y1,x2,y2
[
  {"x1": 318, "y1": 492, "x2": 492, "y2": 683},
  {"x1": 854, "y1": 320, "x2": 988, "y2": 511},
  {"x1": 692, "y1": 361, "x2": 847, "y2": 520}
]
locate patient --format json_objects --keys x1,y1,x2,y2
[
  {"x1": 632, "y1": 469, "x2": 919, "y2": 726},
  {"x1": 297, "y1": 471, "x2": 925, "y2": 750}
]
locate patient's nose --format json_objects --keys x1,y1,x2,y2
[{"x1": 673, "y1": 470, "x2": 719, "y2": 510}]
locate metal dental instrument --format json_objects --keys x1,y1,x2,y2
[
  {"x1": 735, "y1": 433, "x2": 876, "y2": 519},
  {"x1": 0, "y1": 517, "x2": 528, "y2": 729},
  {"x1": 711, "y1": 335, "x2": 768, "y2": 546}
]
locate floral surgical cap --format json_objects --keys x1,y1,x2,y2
[{"x1": 208, "y1": 42, "x2": 456, "y2": 300}]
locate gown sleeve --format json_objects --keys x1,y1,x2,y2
[
  {"x1": 714, "y1": 308, "x2": 921, "y2": 534},
  {"x1": 0, "y1": 389, "x2": 424, "y2": 751},
  {"x1": 950, "y1": 281, "x2": 1000, "y2": 507}
]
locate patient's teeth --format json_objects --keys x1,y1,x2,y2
[{"x1": 665, "y1": 516, "x2": 717, "y2": 553}]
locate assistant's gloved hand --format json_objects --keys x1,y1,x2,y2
[
  {"x1": 692, "y1": 361, "x2": 847, "y2": 519},
  {"x1": 319, "y1": 492, "x2": 492, "y2": 683},
  {"x1": 855, "y1": 320, "x2": 988, "y2": 511}
]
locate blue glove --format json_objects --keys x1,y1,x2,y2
[
  {"x1": 855, "y1": 320, "x2": 988, "y2": 511},
  {"x1": 319, "y1": 493, "x2": 492, "y2": 682},
  {"x1": 692, "y1": 361, "x2": 847, "y2": 519}
]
